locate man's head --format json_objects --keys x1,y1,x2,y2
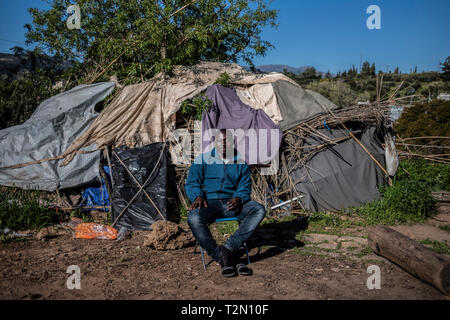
[{"x1": 215, "y1": 129, "x2": 234, "y2": 159}]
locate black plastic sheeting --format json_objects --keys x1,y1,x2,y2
[{"x1": 110, "y1": 142, "x2": 168, "y2": 231}]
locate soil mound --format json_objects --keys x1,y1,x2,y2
[{"x1": 144, "y1": 220, "x2": 194, "y2": 250}]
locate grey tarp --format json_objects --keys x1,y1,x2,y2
[
  {"x1": 272, "y1": 80, "x2": 340, "y2": 131},
  {"x1": 0, "y1": 82, "x2": 115, "y2": 191},
  {"x1": 290, "y1": 127, "x2": 386, "y2": 212}
]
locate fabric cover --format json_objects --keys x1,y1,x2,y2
[
  {"x1": 0, "y1": 82, "x2": 115, "y2": 191},
  {"x1": 59, "y1": 62, "x2": 297, "y2": 166},
  {"x1": 273, "y1": 80, "x2": 340, "y2": 131},
  {"x1": 290, "y1": 127, "x2": 386, "y2": 212},
  {"x1": 202, "y1": 84, "x2": 282, "y2": 165}
]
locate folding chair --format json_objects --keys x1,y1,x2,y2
[{"x1": 193, "y1": 217, "x2": 251, "y2": 270}]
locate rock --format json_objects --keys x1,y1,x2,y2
[
  {"x1": 303, "y1": 233, "x2": 339, "y2": 244},
  {"x1": 69, "y1": 194, "x2": 82, "y2": 206},
  {"x1": 339, "y1": 240, "x2": 365, "y2": 249},
  {"x1": 338, "y1": 236, "x2": 367, "y2": 245},
  {"x1": 35, "y1": 228, "x2": 51, "y2": 241},
  {"x1": 317, "y1": 242, "x2": 337, "y2": 250},
  {"x1": 91, "y1": 210, "x2": 109, "y2": 223},
  {"x1": 35, "y1": 226, "x2": 70, "y2": 240},
  {"x1": 144, "y1": 220, "x2": 194, "y2": 250}
]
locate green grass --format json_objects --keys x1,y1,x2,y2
[
  {"x1": 439, "y1": 225, "x2": 450, "y2": 233},
  {"x1": 214, "y1": 221, "x2": 239, "y2": 242},
  {"x1": 261, "y1": 214, "x2": 298, "y2": 226},
  {"x1": 0, "y1": 187, "x2": 59, "y2": 231},
  {"x1": 308, "y1": 211, "x2": 352, "y2": 230},
  {"x1": 355, "y1": 179, "x2": 435, "y2": 225},
  {"x1": 353, "y1": 159, "x2": 449, "y2": 225},
  {"x1": 356, "y1": 246, "x2": 373, "y2": 258},
  {"x1": 396, "y1": 159, "x2": 450, "y2": 192},
  {"x1": 418, "y1": 239, "x2": 450, "y2": 255},
  {"x1": 178, "y1": 205, "x2": 189, "y2": 222}
]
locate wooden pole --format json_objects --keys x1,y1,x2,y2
[
  {"x1": 349, "y1": 131, "x2": 388, "y2": 176},
  {"x1": 322, "y1": 106, "x2": 391, "y2": 182},
  {"x1": 368, "y1": 225, "x2": 450, "y2": 295}
]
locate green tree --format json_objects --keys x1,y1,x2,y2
[
  {"x1": 370, "y1": 62, "x2": 376, "y2": 76},
  {"x1": 297, "y1": 67, "x2": 321, "y2": 85},
  {"x1": 361, "y1": 61, "x2": 371, "y2": 76},
  {"x1": 25, "y1": 0, "x2": 278, "y2": 83},
  {"x1": 306, "y1": 80, "x2": 357, "y2": 107},
  {"x1": 347, "y1": 64, "x2": 357, "y2": 77},
  {"x1": 440, "y1": 56, "x2": 450, "y2": 81}
]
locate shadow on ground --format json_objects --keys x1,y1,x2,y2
[{"x1": 241, "y1": 215, "x2": 308, "y2": 263}]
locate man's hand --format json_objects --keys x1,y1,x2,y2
[
  {"x1": 190, "y1": 196, "x2": 208, "y2": 211},
  {"x1": 227, "y1": 197, "x2": 242, "y2": 211}
]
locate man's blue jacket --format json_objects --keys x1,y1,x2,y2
[{"x1": 185, "y1": 148, "x2": 252, "y2": 204}]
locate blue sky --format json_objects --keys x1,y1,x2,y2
[{"x1": 0, "y1": 0, "x2": 449, "y2": 73}]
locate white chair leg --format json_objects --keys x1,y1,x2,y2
[{"x1": 200, "y1": 246, "x2": 207, "y2": 270}]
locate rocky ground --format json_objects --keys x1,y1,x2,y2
[{"x1": 0, "y1": 204, "x2": 449, "y2": 300}]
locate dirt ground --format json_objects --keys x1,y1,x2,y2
[{"x1": 1, "y1": 205, "x2": 449, "y2": 300}]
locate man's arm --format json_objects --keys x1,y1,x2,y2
[
  {"x1": 232, "y1": 163, "x2": 252, "y2": 204},
  {"x1": 185, "y1": 161, "x2": 205, "y2": 204}
]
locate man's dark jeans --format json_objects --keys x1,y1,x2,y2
[{"x1": 187, "y1": 199, "x2": 266, "y2": 263}]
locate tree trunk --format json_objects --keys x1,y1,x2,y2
[{"x1": 368, "y1": 225, "x2": 450, "y2": 294}]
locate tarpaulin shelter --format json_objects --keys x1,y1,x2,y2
[
  {"x1": 0, "y1": 82, "x2": 115, "y2": 191},
  {"x1": 290, "y1": 127, "x2": 387, "y2": 212},
  {"x1": 0, "y1": 61, "x2": 394, "y2": 229},
  {"x1": 57, "y1": 62, "x2": 301, "y2": 166}
]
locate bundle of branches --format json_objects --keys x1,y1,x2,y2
[{"x1": 395, "y1": 136, "x2": 450, "y2": 165}]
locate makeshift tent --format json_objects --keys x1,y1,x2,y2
[
  {"x1": 0, "y1": 82, "x2": 115, "y2": 191},
  {"x1": 290, "y1": 127, "x2": 387, "y2": 212},
  {"x1": 272, "y1": 80, "x2": 340, "y2": 131},
  {"x1": 0, "y1": 61, "x2": 396, "y2": 230},
  {"x1": 55, "y1": 62, "x2": 334, "y2": 167}
]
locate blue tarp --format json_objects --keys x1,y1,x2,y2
[{"x1": 81, "y1": 166, "x2": 111, "y2": 211}]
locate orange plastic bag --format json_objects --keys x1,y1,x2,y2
[{"x1": 75, "y1": 223, "x2": 118, "y2": 240}]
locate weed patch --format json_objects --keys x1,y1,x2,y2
[
  {"x1": 0, "y1": 188, "x2": 59, "y2": 231},
  {"x1": 356, "y1": 179, "x2": 435, "y2": 225},
  {"x1": 419, "y1": 239, "x2": 450, "y2": 255}
]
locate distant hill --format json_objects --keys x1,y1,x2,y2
[
  {"x1": 254, "y1": 64, "x2": 313, "y2": 74},
  {"x1": 0, "y1": 52, "x2": 71, "y2": 80},
  {"x1": 0, "y1": 53, "x2": 31, "y2": 79},
  {"x1": 250, "y1": 64, "x2": 329, "y2": 78}
]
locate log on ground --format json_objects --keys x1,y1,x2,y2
[{"x1": 368, "y1": 225, "x2": 450, "y2": 294}]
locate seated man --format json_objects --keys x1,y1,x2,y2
[{"x1": 185, "y1": 129, "x2": 266, "y2": 277}]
